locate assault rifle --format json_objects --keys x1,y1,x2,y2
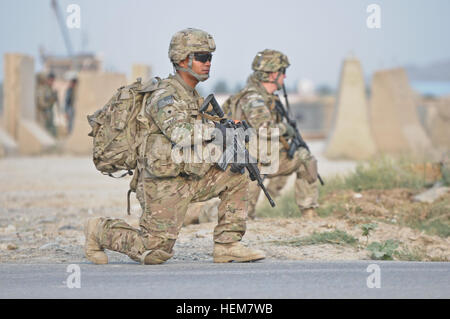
[
  {"x1": 200, "y1": 94, "x2": 276, "y2": 207},
  {"x1": 275, "y1": 85, "x2": 325, "y2": 186}
]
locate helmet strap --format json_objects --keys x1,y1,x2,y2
[
  {"x1": 269, "y1": 72, "x2": 283, "y2": 91},
  {"x1": 175, "y1": 54, "x2": 209, "y2": 82}
]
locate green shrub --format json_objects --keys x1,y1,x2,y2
[
  {"x1": 367, "y1": 239, "x2": 399, "y2": 260},
  {"x1": 361, "y1": 223, "x2": 378, "y2": 245},
  {"x1": 344, "y1": 157, "x2": 426, "y2": 191},
  {"x1": 320, "y1": 156, "x2": 428, "y2": 196}
]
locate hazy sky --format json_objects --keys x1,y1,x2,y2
[{"x1": 1, "y1": 0, "x2": 450, "y2": 92}]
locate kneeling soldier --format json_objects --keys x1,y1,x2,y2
[
  {"x1": 223, "y1": 49, "x2": 320, "y2": 219},
  {"x1": 84, "y1": 28, "x2": 265, "y2": 264}
]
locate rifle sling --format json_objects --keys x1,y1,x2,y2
[{"x1": 199, "y1": 113, "x2": 224, "y2": 122}]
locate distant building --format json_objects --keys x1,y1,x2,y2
[{"x1": 40, "y1": 51, "x2": 102, "y2": 79}]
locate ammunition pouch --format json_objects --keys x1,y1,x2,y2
[{"x1": 142, "y1": 134, "x2": 181, "y2": 178}]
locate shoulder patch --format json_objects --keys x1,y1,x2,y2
[
  {"x1": 250, "y1": 99, "x2": 265, "y2": 108},
  {"x1": 157, "y1": 95, "x2": 174, "y2": 110}
]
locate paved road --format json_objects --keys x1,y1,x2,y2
[{"x1": 0, "y1": 260, "x2": 448, "y2": 299}]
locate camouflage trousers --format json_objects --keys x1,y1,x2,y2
[
  {"x1": 248, "y1": 147, "x2": 319, "y2": 219},
  {"x1": 37, "y1": 108, "x2": 56, "y2": 137},
  {"x1": 95, "y1": 166, "x2": 249, "y2": 263}
]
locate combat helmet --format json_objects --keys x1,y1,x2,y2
[
  {"x1": 169, "y1": 28, "x2": 216, "y2": 82},
  {"x1": 252, "y1": 49, "x2": 290, "y2": 89}
]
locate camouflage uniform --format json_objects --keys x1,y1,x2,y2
[
  {"x1": 266, "y1": 175, "x2": 290, "y2": 198},
  {"x1": 225, "y1": 50, "x2": 319, "y2": 219},
  {"x1": 64, "y1": 81, "x2": 77, "y2": 134},
  {"x1": 35, "y1": 73, "x2": 58, "y2": 137},
  {"x1": 86, "y1": 29, "x2": 262, "y2": 265}
]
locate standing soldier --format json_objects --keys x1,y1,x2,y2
[
  {"x1": 36, "y1": 72, "x2": 58, "y2": 137},
  {"x1": 84, "y1": 28, "x2": 265, "y2": 265},
  {"x1": 223, "y1": 49, "x2": 320, "y2": 219},
  {"x1": 64, "y1": 77, "x2": 78, "y2": 134}
]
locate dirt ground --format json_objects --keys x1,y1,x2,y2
[{"x1": 0, "y1": 155, "x2": 448, "y2": 264}]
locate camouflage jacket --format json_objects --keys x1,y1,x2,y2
[
  {"x1": 36, "y1": 84, "x2": 58, "y2": 111},
  {"x1": 225, "y1": 74, "x2": 288, "y2": 139},
  {"x1": 143, "y1": 73, "x2": 215, "y2": 178}
]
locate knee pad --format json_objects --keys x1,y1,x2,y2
[{"x1": 303, "y1": 157, "x2": 318, "y2": 184}]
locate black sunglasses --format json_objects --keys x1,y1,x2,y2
[
  {"x1": 279, "y1": 67, "x2": 286, "y2": 75},
  {"x1": 193, "y1": 52, "x2": 213, "y2": 63}
]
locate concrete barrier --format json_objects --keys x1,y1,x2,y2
[
  {"x1": 2, "y1": 53, "x2": 55, "y2": 155},
  {"x1": 63, "y1": 71, "x2": 127, "y2": 154},
  {"x1": 427, "y1": 97, "x2": 450, "y2": 152},
  {"x1": 324, "y1": 57, "x2": 377, "y2": 160},
  {"x1": 369, "y1": 68, "x2": 432, "y2": 156}
]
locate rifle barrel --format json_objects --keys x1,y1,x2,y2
[{"x1": 259, "y1": 179, "x2": 276, "y2": 207}]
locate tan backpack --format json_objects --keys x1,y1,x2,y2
[
  {"x1": 222, "y1": 89, "x2": 251, "y2": 121},
  {"x1": 87, "y1": 78, "x2": 163, "y2": 214},
  {"x1": 87, "y1": 77, "x2": 161, "y2": 177}
]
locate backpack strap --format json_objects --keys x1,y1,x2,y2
[
  {"x1": 126, "y1": 168, "x2": 140, "y2": 215},
  {"x1": 102, "y1": 170, "x2": 133, "y2": 178}
]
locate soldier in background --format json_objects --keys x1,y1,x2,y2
[
  {"x1": 264, "y1": 174, "x2": 291, "y2": 206},
  {"x1": 84, "y1": 28, "x2": 265, "y2": 265},
  {"x1": 36, "y1": 72, "x2": 58, "y2": 137},
  {"x1": 223, "y1": 49, "x2": 320, "y2": 219},
  {"x1": 64, "y1": 77, "x2": 78, "y2": 134}
]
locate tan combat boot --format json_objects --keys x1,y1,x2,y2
[
  {"x1": 213, "y1": 242, "x2": 265, "y2": 263},
  {"x1": 301, "y1": 208, "x2": 317, "y2": 220},
  {"x1": 141, "y1": 249, "x2": 174, "y2": 265},
  {"x1": 84, "y1": 217, "x2": 108, "y2": 264}
]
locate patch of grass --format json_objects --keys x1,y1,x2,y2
[
  {"x1": 423, "y1": 219, "x2": 450, "y2": 238},
  {"x1": 318, "y1": 175, "x2": 347, "y2": 197},
  {"x1": 275, "y1": 230, "x2": 358, "y2": 247},
  {"x1": 258, "y1": 191, "x2": 347, "y2": 218},
  {"x1": 346, "y1": 157, "x2": 426, "y2": 192},
  {"x1": 316, "y1": 203, "x2": 345, "y2": 218},
  {"x1": 403, "y1": 198, "x2": 450, "y2": 238},
  {"x1": 258, "y1": 190, "x2": 300, "y2": 218},
  {"x1": 394, "y1": 246, "x2": 426, "y2": 261},
  {"x1": 258, "y1": 156, "x2": 448, "y2": 232},
  {"x1": 429, "y1": 255, "x2": 449, "y2": 262},
  {"x1": 319, "y1": 156, "x2": 428, "y2": 197},
  {"x1": 394, "y1": 246, "x2": 448, "y2": 261},
  {"x1": 367, "y1": 239, "x2": 399, "y2": 260},
  {"x1": 442, "y1": 165, "x2": 450, "y2": 187}
]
